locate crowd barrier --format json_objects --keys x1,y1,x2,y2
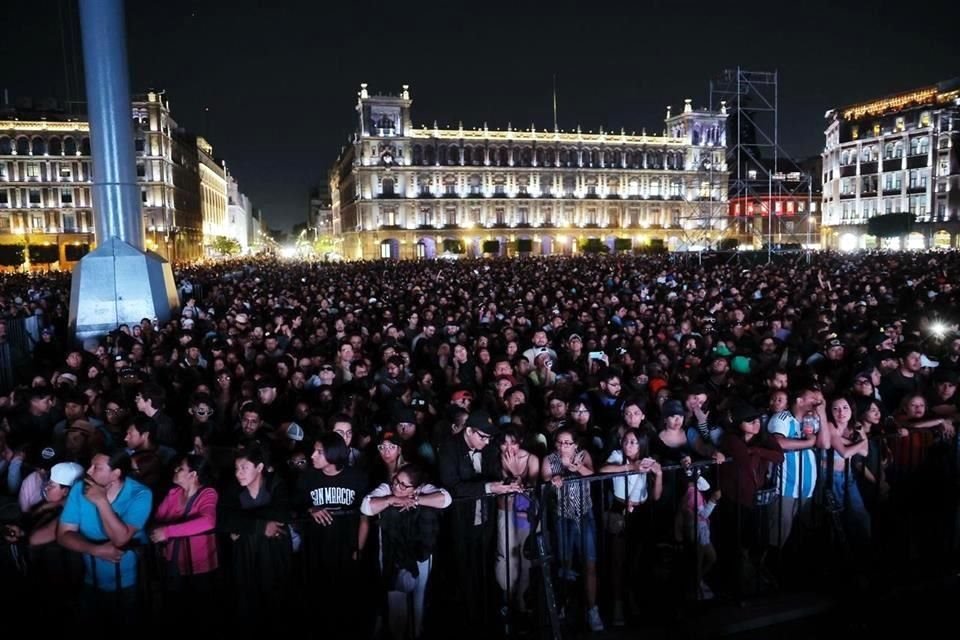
[{"x1": 3, "y1": 431, "x2": 959, "y2": 636}]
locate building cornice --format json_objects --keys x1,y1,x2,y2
[{"x1": 0, "y1": 120, "x2": 89, "y2": 133}]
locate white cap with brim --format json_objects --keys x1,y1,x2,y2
[{"x1": 49, "y1": 462, "x2": 84, "y2": 487}]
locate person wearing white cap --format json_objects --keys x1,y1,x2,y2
[{"x1": 7, "y1": 462, "x2": 85, "y2": 548}]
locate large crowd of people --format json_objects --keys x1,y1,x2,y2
[{"x1": 0, "y1": 251, "x2": 959, "y2": 636}]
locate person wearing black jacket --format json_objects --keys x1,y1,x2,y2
[
  {"x1": 436, "y1": 410, "x2": 522, "y2": 637},
  {"x1": 218, "y1": 444, "x2": 293, "y2": 626}
]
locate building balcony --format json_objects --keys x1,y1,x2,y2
[
  {"x1": 882, "y1": 188, "x2": 902, "y2": 196},
  {"x1": 860, "y1": 162, "x2": 878, "y2": 175},
  {"x1": 907, "y1": 185, "x2": 927, "y2": 194},
  {"x1": 840, "y1": 165, "x2": 858, "y2": 177},
  {"x1": 906, "y1": 155, "x2": 928, "y2": 169},
  {"x1": 442, "y1": 192, "x2": 460, "y2": 199},
  {"x1": 839, "y1": 193, "x2": 857, "y2": 199},
  {"x1": 882, "y1": 159, "x2": 902, "y2": 172}
]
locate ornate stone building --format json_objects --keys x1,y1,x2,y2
[
  {"x1": 0, "y1": 90, "x2": 231, "y2": 270},
  {"x1": 822, "y1": 78, "x2": 960, "y2": 250},
  {"x1": 331, "y1": 84, "x2": 729, "y2": 260}
]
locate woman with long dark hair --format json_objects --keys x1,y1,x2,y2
[
  {"x1": 599, "y1": 427, "x2": 662, "y2": 625},
  {"x1": 362, "y1": 463, "x2": 451, "y2": 639},
  {"x1": 150, "y1": 454, "x2": 219, "y2": 619}
]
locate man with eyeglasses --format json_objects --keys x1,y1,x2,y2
[{"x1": 437, "y1": 410, "x2": 521, "y2": 636}]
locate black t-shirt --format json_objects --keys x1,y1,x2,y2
[
  {"x1": 297, "y1": 465, "x2": 370, "y2": 572},
  {"x1": 298, "y1": 465, "x2": 368, "y2": 512}
]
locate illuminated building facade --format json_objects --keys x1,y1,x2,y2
[
  {"x1": 197, "y1": 136, "x2": 229, "y2": 254},
  {"x1": 822, "y1": 78, "x2": 960, "y2": 250},
  {"x1": 331, "y1": 84, "x2": 729, "y2": 259},
  {"x1": 135, "y1": 91, "x2": 205, "y2": 262},
  {"x1": 0, "y1": 91, "x2": 236, "y2": 269},
  {"x1": 0, "y1": 115, "x2": 94, "y2": 269}
]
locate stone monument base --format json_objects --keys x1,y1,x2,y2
[{"x1": 69, "y1": 236, "x2": 179, "y2": 342}]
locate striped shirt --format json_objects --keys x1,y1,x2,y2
[{"x1": 767, "y1": 411, "x2": 817, "y2": 499}]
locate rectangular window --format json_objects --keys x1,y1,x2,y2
[
  {"x1": 28, "y1": 189, "x2": 42, "y2": 205},
  {"x1": 27, "y1": 163, "x2": 40, "y2": 179},
  {"x1": 62, "y1": 212, "x2": 77, "y2": 231},
  {"x1": 60, "y1": 189, "x2": 73, "y2": 204},
  {"x1": 31, "y1": 213, "x2": 45, "y2": 229},
  {"x1": 0, "y1": 214, "x2": 9, "y2": 230},
  {"x1": 939, "y1": 203, "x2": 947, "y2": 218},
  {"x1": 135, "y1": 138, "x2": 145, "y2": 152},
  {"x1": 0, "y1": 190, "x2": 7, "y2": 206}
]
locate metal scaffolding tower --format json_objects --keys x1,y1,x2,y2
[{"x1": 710, "y1": 68, "x2": 816, "y2": 260}]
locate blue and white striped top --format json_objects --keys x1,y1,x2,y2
[{"x1": 767, "y1": 411, "x2": 818, "y2": 499}]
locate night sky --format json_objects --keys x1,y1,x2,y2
[{"x1": 4, "y1": 0, "x2": 959, "y2": 231}]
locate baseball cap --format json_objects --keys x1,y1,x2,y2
[
  {"x1": 661, "y1": 399, "x2": 685, "y2": 418},
  {"x1": 730, "y1": 402, "x2": 763, "y2": 424},
  {"x1": 450, "y1": 389, "x2": 474, "y2": 403},
  {"x1": 285, "y1": 422, "x2": 304, "y2": 442},
  {"x1": 465, "y1": 410, "x2": 497, "y2": 435},
  {"x1": 49, "y1": 462, "x2": 84, "y2": 487},
  {"x1": 392, "y1": 407, "x2": 417, "y2": 426}
]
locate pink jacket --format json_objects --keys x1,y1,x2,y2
[{"x1": 155, "y1": 486, "x2": 219, "y2": 575}]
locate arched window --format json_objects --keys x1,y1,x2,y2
[
  {"x1": 884, "y1": 142, "x2": 894, "y2": 159},
  {"x1": 64, "y1": 137, "x2": 77, "y2": 156},
  {"x1": 16, "y1": 137, "x2": 30, "y2": 155},
  {"x1": 534, "y1": 148, "x2": 544, "y2": 166},
  {"x1": 496, "y1": 147, "x2": 508, "y2": 167},
  {"x1": 0, "y1": 137, "x2": 11, "y2": 155},
  {"x1": 448, "y1": 146, "x2": 460, "y2": 165},
  {"x1": 48, "y1": 137, "x2": 62, "y2": 156},
  {"x1": 544, "y1": 148, "x2": 555, "y2": 166},
  {"x1": 412, "y1": 145, "x2": 423, "y2": 165},
  {"x1": 893, "y1": 142, "x2": 902, "y2": 158},
  {"x1": 516, "y1": 147, "x2": 532, "y2": 167},
  {"x1": 31, "y1": 137, "x2": 46, "y2": 156},
  {"x1": 424, "y1": 145, "x2": 436, "y2": 165},
  {"x1": 473, "y1": 147, "x2": 484, "y2": 166}
]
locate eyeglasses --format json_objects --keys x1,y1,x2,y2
[
  {"x1": 194, "y1": 408, "x2": 213, "y2": 416},
  {"x1": 556, "y1": 440, "x2": 576, "y2": 447},
  {"x1": 378, "y1": 443, "x2": 398, "y2": 452},
  {"x1": 392, "y1": 476, "x2": 415, "y2": 490},
  {"x1": 470, "y1": 429, "x2": 492, "y2": 441},
  {"x1": 105, "y1": 408, "x2": 122, "y2": 415},
  {"x1": 571, "y1": 409, "x2": 590, "y2": 414}
]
